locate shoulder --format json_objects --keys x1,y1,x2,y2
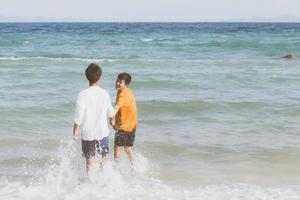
[
  {"x1": 128, "y1": 88, "x2": 134, "y2": 94},
  {"x1": 78, "y1": 88, "x2": 89, "y2": 98},
  {"x1": 97, "y1": 87, "x2": 111, "y2": 98},
  {"x1": 127, "y1": 88, "x2": 135, "y2": 97},
  {"x1": 120, "y1": 87, "x2": 132, "y2": 95},
  {"x1": 76, "y1": 88, "x2": 89, "y2": 104},
  {"x1": 117, "y1": 89, "x2": 126, "y2": 98}
]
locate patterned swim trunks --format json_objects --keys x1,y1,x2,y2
[
  {"x1": 114, "y1": 129, "x2": 136, "y2": 147},
  {"x1": 82, "y1": 136, "x2": 109, "y2": 158}
]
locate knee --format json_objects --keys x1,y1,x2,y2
[
  {"x1": 86, "y1": 158, "x2": 92, "y2": 166},
  {"x1": 124, "y1": 147, "x2": 132, "y2": 153},
  {"x1": 114, "y1": 145, "x2": 121, "y2": 153}
]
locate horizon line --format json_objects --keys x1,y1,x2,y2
[{"x1": 0, "y1": 21, "x2": 300, "y2": 23}]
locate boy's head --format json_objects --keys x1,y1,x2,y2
[
  {"x1": 85, "y1": 63, "x2": 102, "y2": 84},
  {"x1": 116, "y1": 72, "x2": 131, "y2": 90}
]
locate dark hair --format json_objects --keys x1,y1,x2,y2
[
  {"x1": 117, "y1": 72, "x2": 131, "y2": 85},
  {"x1": 85, "y1": 63, "x2": 102, "y2": 84}
]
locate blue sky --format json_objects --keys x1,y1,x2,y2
[{"x1": 0, "y1": 0, "x2": 299, "y2": 22}]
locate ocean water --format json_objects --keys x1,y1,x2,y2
[{"x1": 0, "y1": 22, "x2": 300, "y2": 199}]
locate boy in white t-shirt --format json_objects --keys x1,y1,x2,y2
[{"x1": 73, "y1": 63, "x2": 114, "y2": 171}]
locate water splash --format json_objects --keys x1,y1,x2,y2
[{"x1": 1, "y1": 141, "x2": 300, "y2": 200}]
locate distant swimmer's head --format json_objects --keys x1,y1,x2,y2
[
  {"x1": 116, "y1": 72, "x2": 131, "y2": 91},
  {"x1": 282, "y1": 54, "x2": 293, "y2": 59},
  {"x1": 85, "y1": 63, "x2": 102, "y2": 85}
]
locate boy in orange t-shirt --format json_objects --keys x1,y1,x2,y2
[{"x1": 111, "y1": 73, "x2": 137, "y2": 162}]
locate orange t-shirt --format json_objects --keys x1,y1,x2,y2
[{"x1": 115, "y1": 87, "x2": 137, "y2": 132}]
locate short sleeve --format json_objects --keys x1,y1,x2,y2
[
  {"x1": 116, "y1": 92, "x2": 126, "y2": 109},
  {"x1": 74, "y1": 94, "x2": 84, "y2": 125},
  {"x1": 107, "y1": 93, "x2": 114, "y2": 117}
]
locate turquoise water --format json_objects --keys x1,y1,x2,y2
[{"x1": 0, "y1": 23, "x2": 300, "y2": 199}]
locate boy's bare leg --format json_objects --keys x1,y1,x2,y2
[
  {"x1": 114, "y1": 145, "x2": 121, "y2": 161},
  {"x1": 85, "y1": 158, "x2": 94, "y2": 173},
  {"x1": 100, "y1": 156, "x2": 108, "y2": 168},
  {"x1": 124, "y1": 146, "x2": 134, "y2": 162}
]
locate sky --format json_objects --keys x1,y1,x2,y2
[{"x1": 0, "y1": 0, "x2": 299, "y2": 22}]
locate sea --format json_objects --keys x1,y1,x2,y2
[{"x1": 0, "y1": 22, "x2": 300, "y2": 200}]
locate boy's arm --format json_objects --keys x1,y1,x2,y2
[
  {"x1": 107, "y1": 93, "x2": 116, "y2": 128},
  {"x1": 111, "y1": 93, "x2": 125, "y2": 130},
  {"x1": 73, "y1": 95, "x2": 84, "y2": 142},
  {"x1": 114, "y1": 93, "x2": 125, "y2": 115},
  {"x1": 114, "y1": 104, "x2": 122, "y2": 116},
  {"x1": 73, "y1": 123, "x2": 80, "y2": 142}
]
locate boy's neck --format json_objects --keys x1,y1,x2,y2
[
  {"x1": 89, "y1": 82, "x2": 99, "y2": 87},
  {"x1": 89, "y1": 80, "x2": 100, "y2": 87},
  {"x1": 118, "y1": 86, "x2": 128, "y2": 91}
]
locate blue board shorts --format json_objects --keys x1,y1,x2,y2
[{"x1": 82, "y1": 136, "x2": 109, "y2": 158}]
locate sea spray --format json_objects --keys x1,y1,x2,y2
[
  {"x1": 17, "y1": 140, "x2": 152, "y2": 199},
  {"x1": 1, "y1": 141, "x2": 300, "y2": 199},
  {"x1": 44, "y1": 141, "x2": 81, "y2": 192}
]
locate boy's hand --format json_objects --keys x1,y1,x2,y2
[
  {"x1": 109, "y1": 117, "x2": 115, "y2": 127},
  {"x1": 73, "y1": 123, "x2": 80, "y2": 143},
  {"x1": 113, "y1": 125, "x2": 118, "y2": 131},
  {"x1": 109, "y1": 117, "x2": 119, "y2": 131},
  {"x1": 73, "y1": 134, "x2": 78, "y2": 142}
]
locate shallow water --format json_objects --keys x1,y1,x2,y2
[{"x1": 0, "y1": 23, "x2": 300, "y2": 199}]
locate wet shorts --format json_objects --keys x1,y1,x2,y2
[
  {"x1": 114, "y1": 129, "x2": 136, "y2": 147},
  {"x1": 82, "y1": 137, "x2": 109, "y2": 158}
]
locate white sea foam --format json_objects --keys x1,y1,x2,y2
[
  {"x1": 1, "y1": 142, "x2": 300, "y2": 200},
  {"x1": 0, "y1": 56, "x2": 114, "y2": 63},
  {"x1": 141, "y1": 38, "x2": 153, "y2": 42},
  {"x1": 0, "y1": 56, "x2": 286, "y2": 64},
  {"x1": 0, "y1": 56, "x2": 28, "y2": 61}
]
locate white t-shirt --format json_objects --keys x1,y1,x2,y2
[{"x1": 74, "y1": 86, "x2": 114, "y2": 141}]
